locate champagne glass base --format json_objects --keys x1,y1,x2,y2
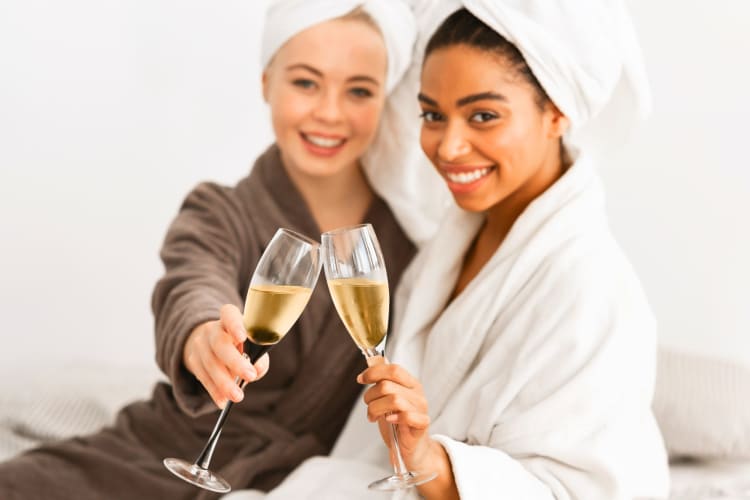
[
  {"x1": 163, "y1": 457, "x2": 231, "y2": 493},
  {"x1": 367, "y1": 470, "x2": 438, "y2": 491}
]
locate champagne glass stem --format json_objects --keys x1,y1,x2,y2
[
  {"x1": 364, "y1": 349, "x2": 410, "y2": 478},
  {"x1": 193, "y1": 344, "x2": 269, "y2": 470},
  {"x1": 195, "y1": 402, "x2": 234, "y2": 469},
  {"x1": 388, "y1": 419, "x2": 409, "y2": 476}
]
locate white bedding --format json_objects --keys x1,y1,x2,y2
[
  {"x1": 667, "y1": 459, "x2": 750, "y2": 499},
  {"x1": 2, "y1": 363, "x2": 749, "y2": 500}
]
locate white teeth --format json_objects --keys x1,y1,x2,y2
[
  {"x1": 445, "y1": 167, "x2": 492, "y2": 184},
  {"x1": 304, "y1": 134, "x2": 345, "y2": 148}
]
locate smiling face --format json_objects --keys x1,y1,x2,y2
[
  {"x1": 262, "y1": 18, "x2": 387, "y2": 184},
  {"x1": 419, "y1": 44, "x2": 568, "y2": 214}
]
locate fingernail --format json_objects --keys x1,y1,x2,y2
[
  {"x1": 386, "y1": 414, "x2": 398, "y2": 423},
  {"x1": 233, "y1": 387, "x2": 244, "y2": 401},
  {"x1": 356, "y1": 373, "x2": 364, "y2": 384},
  {"x1": 245, "y1": 367, "x2": 256, "y2": 381}
]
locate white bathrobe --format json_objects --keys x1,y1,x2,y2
[{"x1": 229, "y1": 154, "x2": 670, "y2": 500}]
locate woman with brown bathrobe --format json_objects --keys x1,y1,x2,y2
[{"x1": 0, "y1": 2, "x2": 433, "y2": 498}]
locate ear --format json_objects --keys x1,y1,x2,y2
[
  {"x1": 545, "y1": 102, "x2": 569, "y2": 139},
  {"x1": 261, "y1": 70, "x2": 270, "y2": 102}
]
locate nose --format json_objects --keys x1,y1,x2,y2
[
  {"x1": 312, "y1": 90, "x2": 343, "y2": 124},
  {"x1": 437, "y1": 121, "x2": 471, "y2": 162}
]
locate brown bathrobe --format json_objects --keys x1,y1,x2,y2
[{"x1": 0, "y1": 145, "x2": 416, "y2": 500}]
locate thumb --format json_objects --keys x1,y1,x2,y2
[
  {"x1": 220, "y1": 304, "x2": 247, "y2": 345},
  {"x1": 253, "y1": 353, "x2": 271, "y2": 380}
]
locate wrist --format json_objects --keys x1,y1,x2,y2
[{"x1": 415, "y1": 439, "x2": 459, "y2": 500}]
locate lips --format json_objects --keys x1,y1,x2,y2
[
  {"x1": 300, "y1": 132, "x2": 347, "y2": 157},
  {"x1": 440, "y1": 164, "x2": 496, "y2": 193},
  {"x1": 303, "y1": 133, "x2": 345, "y2": 148},
  {"x1": 444, "y1": 167, "x2": 492, "y2": 184}
]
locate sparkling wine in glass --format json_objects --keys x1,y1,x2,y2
[
  {"x1": 163, "y1": 228, "x2": 321, "y2": 493},
  {"x1": 321, "y1": 223, "x2": 437, "y2": 491}
]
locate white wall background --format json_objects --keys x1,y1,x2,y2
[{"x1": 1, "y1": 0, "x2": 748, "y2": 380}]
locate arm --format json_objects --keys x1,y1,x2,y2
[{"x1": 152, "y1": 182, "x2": 263, "y2": 415}]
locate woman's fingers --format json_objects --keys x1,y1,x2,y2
[
  {"x1": 366, "y1": 392, "x2": 421, "y2": 423},
  {"x1": 194, "y1": 321, "x2": 246, "y2": 405},
  {"x1": 193, "y1": 353, "x2": 234, "y2": 408},
  {"x1": 385, "y1": 411, "x2": 430, "y2": 429},
  {"x1": 358, "y1": 362, "x2": 430, "y2": 434},
  {"x1": 362, "y1": 377, "x2": 428, "y2": 418},
  {"x1": 212, "y1": 333, "x2": 256, "y2": 382},
  {"x1": 362, "y1": 379, "x2": 424, "y2": 406},
  {"x1": 357, "y1": 363, "x2": 421, "y2": 389}
]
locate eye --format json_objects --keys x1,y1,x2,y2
[
  {"x1": 292, "y1": 78, "x2": 316, "y2": 90},
  {"x1": 419, "y1": 110, "x2": 444, "y2": 123},
  {"x1": 469, "y1": 111, "x2": 499, "y2": 123},
  {"x1": 349, "y1": 87, "x2": 373, "y2": 98}
]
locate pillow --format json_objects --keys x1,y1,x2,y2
[
  {"x1": 652, "y1": 348, "x2": 750, "y2": 459},
  {"x1": 0, "y1": 361, "x2": 161, "y2": 461}
]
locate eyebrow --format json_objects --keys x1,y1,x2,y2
[
  {"x1": 286, "y1": 63, "x2": 380, "y2": 86},
  {"x1": 417, "y1": 93, "x2": 438, "y2": 106},
  {"x1": 418, "y1": 91, "x2": 508, "y2": 107}
]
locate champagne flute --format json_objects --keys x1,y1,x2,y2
[
  {"x1": 321, "y1": 223, "x2": 437, "y2": 491},
  {"x1": 163, "y1": 228, "x2": 321, "y2": 493}
]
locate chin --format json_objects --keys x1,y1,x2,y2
[{"x1": 452, "y1": 196, "x2": 492, "y2": 213}]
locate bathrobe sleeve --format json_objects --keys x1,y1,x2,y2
[{"x1": 152, "y1": 182, "x2": 254, "y2": 416}]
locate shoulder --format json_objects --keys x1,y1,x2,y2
[
  {"x1": 516, "y1": 228, "x2": 657, "y2": 362},
  {"x1": 539, "y1": 227, "x2": 647, "y2": 306}
]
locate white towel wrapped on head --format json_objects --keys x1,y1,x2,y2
[
  {"x1": 261, "y1": 0, "x2": 414, "y2": 94},
  {"x1": 421, "y1": 0, "x2": 651, "y2": 159}
]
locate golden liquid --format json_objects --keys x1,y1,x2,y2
[
  {"x1": 327, "y1": 278, "x2": 389, "y2": 350},
  {"x1": 243, "y1": 284, "x2": 313, "y2": 345}
]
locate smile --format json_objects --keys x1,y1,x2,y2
[
  {"x1": 302, "y1": 133, "x2": 346, "y2": 149},
  {"x1": 444, "y1": 167, "x2": 493, "y2": 185}
]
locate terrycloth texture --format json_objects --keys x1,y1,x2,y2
[
  {"x1": 261, "y1": 0, "x2": 450, "y2": 246},
  {"x1": 417, "y1": 0, "x2": 651, "y2": 158},
  {"x1": 0, "y1": 145, "x2": 416, "y2": 499},
  {"x1": 251, "y1": 155, "x2": 670, "y2": 499},
  {"x1": 653, "y1": 348, "x2": 750, "y2": 459}
]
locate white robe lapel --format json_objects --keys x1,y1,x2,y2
[{"x1": 387, "y1": 208, "x2": 482, "y2": 373}]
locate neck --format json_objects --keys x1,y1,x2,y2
[
  {"x1": 282, "y1": 160, "x2": 375, "y2": 233},
  {"x1": 483, "y1": 151, "x2": 566, "y2": 251},
  {"x1": 450, "y1": 147, "x2": 567, "y2": 301}
]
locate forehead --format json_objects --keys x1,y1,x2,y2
[
  {"x1": 421, "y1": 44, "x2": 522, "y2": 100},
  {"x1": 275, "y1": 19, "x2": 387, "y2": 80}
]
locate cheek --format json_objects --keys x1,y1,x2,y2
[
  {"x1": 419, "y1": 128, "x2": 439, "y2": 160},
  {"x1": 269, "y1": 92, "x2": 307, "y2": 132},
  {"x1": 487, "y1": 123, "x2": 536, "y2": 164},
  {"x1": 349, "y1": 102, "x2": 384, "y2": 139}
]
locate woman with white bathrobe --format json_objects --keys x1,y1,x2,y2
[{"x1": 242, "y1": 1, "x2": 671, "y2": 499}]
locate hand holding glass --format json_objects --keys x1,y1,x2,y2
[
  {"x1": 321, "y1": 223, "x2": 437, "y2": 491},
  {"x1": 163, "y1": 228, "x2": 321, "y2": 493}
]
